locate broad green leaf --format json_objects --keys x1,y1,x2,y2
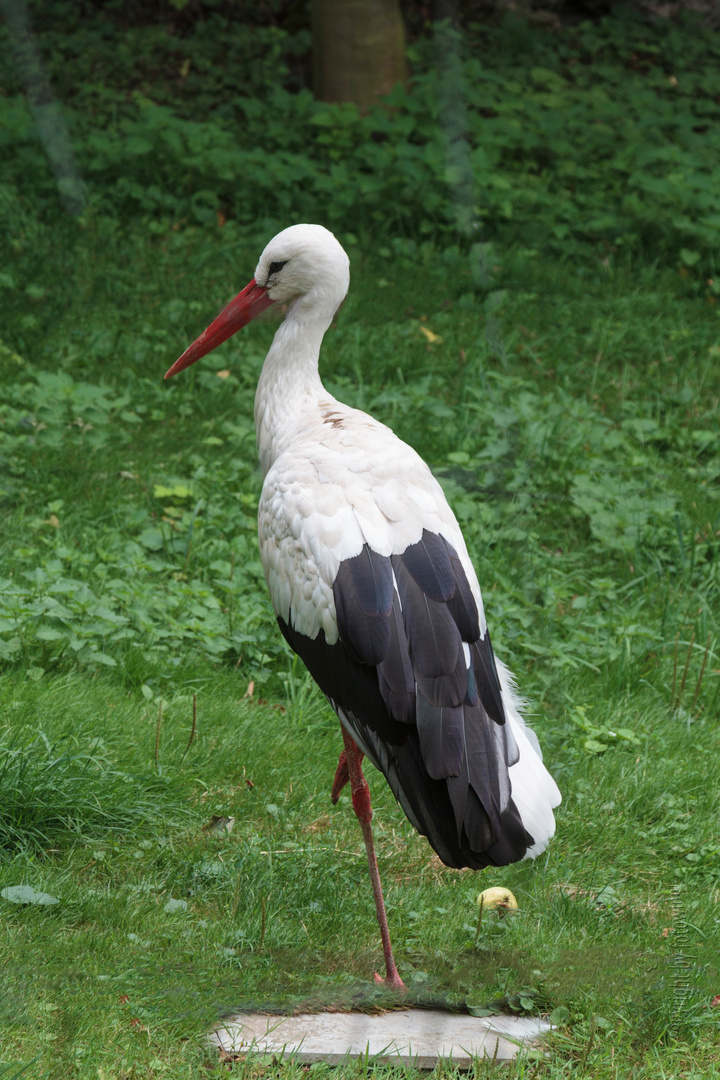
[
  {"x1": 1, "y1": 885, "x2": 60, "y2": 906},
  {"x1": 153, "y1": 484, "x2": 194, "y2": 500},
  {"x1": 138, "y1": 528, "x2": 165, "y2": 551},
  {"x1": 163, "y1": 898, "x2": 188, "y2": 913}
]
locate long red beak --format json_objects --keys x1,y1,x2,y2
[{"x1": 164, "y1": 278, "x2": 274, "y2": 378}]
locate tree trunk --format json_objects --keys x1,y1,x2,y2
[{"x1": 312, "y1": 0, "x2": 407, "y2": 109}]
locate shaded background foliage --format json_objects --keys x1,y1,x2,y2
[{"x1": 2, "y1": 0, "x2": 720, "y2": 261}]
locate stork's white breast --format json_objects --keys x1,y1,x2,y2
[{"x1": 258, "y1": 404, "x2": 487, "y2": 643}]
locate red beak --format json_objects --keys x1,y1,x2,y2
[{"x1": 164, "y1": 279, "x2": 274, "y2": 378}]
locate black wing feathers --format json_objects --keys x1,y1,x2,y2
[
  {"x1": 445, "y1": 549, "x2": 481, "y2": 641},
  {"x1": 400, "y1": 532, "x2": 456, "y2": 601},
  {"x1": 288, "y1": 529, "x2": 534, "y2": 869},
  {"x1": 416, "y1": 697, "x2": 464, "y2": 780},
  {"x1": 391, "y1": 557, "x2": 467, "y2": 707},
  {"x1": 376, "y1": 603, "x2": 415, "y2": 725},
  {"x1": 470, "y1": 632, "x2": 505, "y2": 726},
  {"x1": 333, "y1": 546, "x2": 393, "y2": 665}
]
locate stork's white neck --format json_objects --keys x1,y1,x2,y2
[{"x1": 254, "y1": 307, "x2": 334, "y2": 476}]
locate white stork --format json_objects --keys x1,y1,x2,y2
[{"x1": 165, "y1": 224, "x2": 561, "y2": 992}]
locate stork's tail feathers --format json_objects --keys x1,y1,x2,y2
[
  {"x1": 278, "y1": 615, "x2": 560, "y2": 871},
  {"x1": 344, "y1": 707, "x2": 560, "y2": 872},
  {"x1": 340, "y1": 656, "x2": 561, "y2": 871},
  {"x1": 494, "y1": 657, "x2": 561, "y2": 860}
]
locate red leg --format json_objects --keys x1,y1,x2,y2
[
  {"x1": 339, "y1": 726, "x2": 406, "y2": 993},
  {"x1": 330, "y1": 749, "x2": 350, "y2": 803}
]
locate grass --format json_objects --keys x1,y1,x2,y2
[{"x1": 1, "y1": 217, "x2": 720, "y2": 1076}]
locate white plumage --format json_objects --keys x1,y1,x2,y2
[
  {"x1": 166, "y1": 223, "x2": 561, "y2": 988},
  {"x1": 258, "y1": 418, "x2": 480, "y2": 641}
]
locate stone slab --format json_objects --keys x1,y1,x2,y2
[{"x1": 211, "y1": 1009, "x2": 551, "y2": 1067}]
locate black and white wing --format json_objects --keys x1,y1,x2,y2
[{"x1": 262, "y1": 417, "x2": 560, "y2": 869}]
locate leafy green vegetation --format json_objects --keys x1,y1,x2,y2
[
  {"x1": 3, "y1": 5, "x2": 720, "y2": 259},
  {"x1": 1, "y1": 217, "x2": 719, "y2": 1077},
  {"x1": 2, "y1": 3, "x2": 720, "y2": 1077}
]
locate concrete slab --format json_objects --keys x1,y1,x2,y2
[{"x1": 211, "y1": 1009, "x2": 552, "y2": 1067}]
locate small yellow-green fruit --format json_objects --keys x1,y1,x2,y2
[{"x1": 477, "y1": 887, "x2": 518, "y2": 911}]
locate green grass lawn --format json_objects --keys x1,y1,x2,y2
[{"x1": 1, "y1": 219, "x2": 720, "y2": 1077}]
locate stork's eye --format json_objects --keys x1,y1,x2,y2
[{"x1": 268, "y1": 260, "x2": 287, "y2": 276}]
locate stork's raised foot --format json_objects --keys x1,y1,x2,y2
[
  {"x1": 330, "y1": 748, "x2": 350, "y2": 803},
  {"x1": 339, "y1": 727, "x2": 407, "y2": 994}
]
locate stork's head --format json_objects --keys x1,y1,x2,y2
[
  {"x1": 255, "y1": 223, "x2": 350, "y2": 310},
  {"x1": 165, "y1": 224, "x2": 350, "y2": 378}
]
